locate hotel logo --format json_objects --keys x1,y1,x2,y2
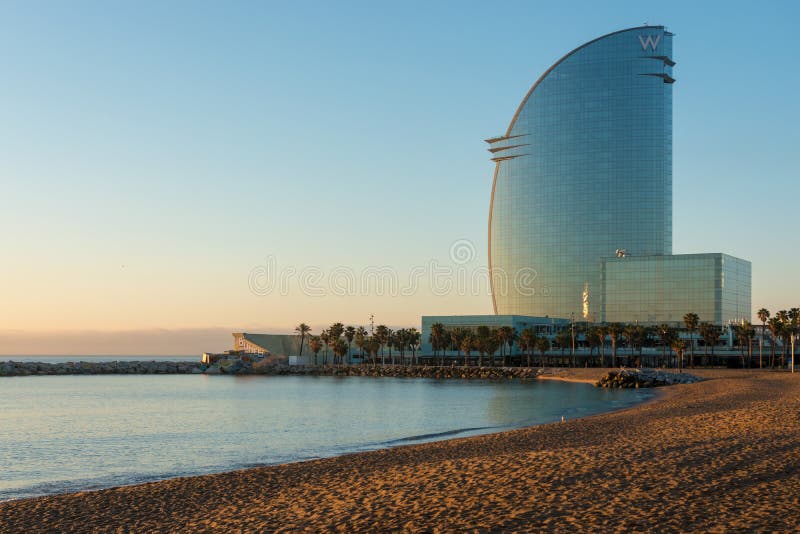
[{"x1": 638, "y1": 34, "x2": 661, "y2": 51}]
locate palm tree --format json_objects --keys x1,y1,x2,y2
[
  {"x1": 768, "y1": 317, "x2": 782, "y2": 368},
  {"x1": 701, "y1": 323, "x2": 721, "y2": 365},
  {"x1": 596, "y1": 325, "x2": 607, "y2": 367},
  {"x1": 496, "y1": 326, "x2": 517, "y2": 366},
  {"x1": 387, "y1": 328, "x2": 396, "y2": 364},
  {"x1": 375, "y1": 325, "x2": 389, "y2": 365},
  {"x1": 460, "y1": 335, "x2": 474, "y2": 367},
  {"x1": 344, "y1": 326, "x2": 356, "y2": 365},
  {"x1": 635, "y1": 325, "x2": 648, "y2": 367},
  {"x1": 671, "y1": 338, "x2": 686, "y2": 370},
  {"x1": 555, "y1": 329, "x2": 571, "y2": 365},
  {"x1": 757, "y1": 308, "x2": 770, "y2": 369},
  {"x1": 408, "y1": 328, "x2": 420, "y2": 365},
  {"x1": 354, "y1": 326, "x2": 368, "y2": 364},
  {"x1": 732, "y1": 324, "x2": 745, "y2": 367},
  {"x1": 657, "y1": 324, "x2": 676, "y2": 367},
  {"x1": 789, "y1": 308, "x2": 799, "y2": 370},
  {"x1": 389, "y1": 329, "x2": 399, "y2": 364},
  {"x1": 308, "y1": 336, "x2": 323, "y2": 366},
  {"x1": 449, "y1": 328, "x2": 468, "y2": 365},
  {"x1": 396, "y1": 328, "x2": 410, "y2": 365},
  {"x1": 520, "y1": 328, "x2": 537, "y2": 367},
  {"x1": 606, "y1": 323, "x2": 622, "y2": 368},
  {"x1": 737, "y1": 322, "x2": 755, "y2": 368},
  {"x1": 485, "y1": 336, "x2": 501, "y2": 368},
  {"x1": 475, "y1": 326, "x2": 491, "y2": 367},
  {"x1": 366, "y1": 336, "x2": 380, "y2": 366},
  {"x1": 683, "y1": 313, "x2": 699, "y2": 369},
  {"x1": 294, "y1": 323, "x2": 311, "y2": 357},
  {"x1": 332, "y1": 339, "x2": 348, "y2": 367},
  {"x1": 623, "y1": 324, "x2": 638, "y2": 366},
  {"x1": 536, "y1": 337, "x2": 550, "y2": 367},
  {"x1": 746, "y1": 321, "x2": 757, "y2": 368},
  {"x1": 507, "y1": 327, "x2": 518, "y2": 366},
  {"x1": 320, "y1": 329, "x2": 330, "y2": 365},
  {"x1": 327, "y1": 323, "x2": 344, "y2": 365},
  {"x1": 698, "y1": 322, "x2": 712, "y2": 366},
  {"x1": 776, "y1": 310, "x2": 790, "y2": 366},
  {"x1": 429, "y1": 322, "x2": 446, "y2": 365},
  {"x1": 585, "y1": 326, "x2": 601, "y2": 365}
]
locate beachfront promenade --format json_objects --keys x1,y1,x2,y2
[{"x1": 1, "y1": 369, "x2": 798, "y2": 532}]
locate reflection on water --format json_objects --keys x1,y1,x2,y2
[{"x1": 0, "y1": 375, "x2": 652, "y2": 500}]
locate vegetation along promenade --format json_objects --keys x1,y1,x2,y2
[{"x1": 294, "y1": 307, "x2": 799, "y2": 370}]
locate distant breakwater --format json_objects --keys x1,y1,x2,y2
[
  {"x1": 0, "y1": 360, "x2": 204, "y2": 376},
  {"x1": 0, "y1": 361, "x2": 540, "y2": 380},
  {"x1": 0, "y1": 361, "x2": 699, "y2": 387},
  {"x1": 263, "y1": 365, "x2": 543, "y2": 380}
]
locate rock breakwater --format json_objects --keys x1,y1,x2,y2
[
  {"x1": 0, "y1": 360, "x2": 203, "y2": 376},
  {"x1": 596, "y1": 368, "x2": 702, "y2": 388},
  {"x1": 1, "y1": 361, "x2": 701, "y2": 389},
  {"x1": 251, "y1": 365, "x2": 542, "y2": 380}
]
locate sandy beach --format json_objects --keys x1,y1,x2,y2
[{"x1": 2, "y1": 369, "x2": 799, "y2": 532}]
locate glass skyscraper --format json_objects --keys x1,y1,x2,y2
[
  {"x1": 489, "y1": 26, "x2": 677, "y2": 321},
  {"x1": 488, "y1": 25, "x2": 751, "y2": 325}
]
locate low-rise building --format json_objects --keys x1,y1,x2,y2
[
  {"x1": 600, "y1": 253, "x2": 751, "y2": 326},
  {"x1": 232, "y1": 332, "x2": 305, "y2": 356}
]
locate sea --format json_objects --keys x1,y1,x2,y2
[{"x1": 0, "y1": 369, "x2": 653, "y2": 501}]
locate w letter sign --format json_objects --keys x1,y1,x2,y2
[{"x1": 638, "y1": 34, "x2": 661, "y2": 51}]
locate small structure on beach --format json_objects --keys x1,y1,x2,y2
[
  {"x1": 201, "y1": 350, "x2": 265, "y2": 366},
  {"x1": 232, "y1": 332, "x2": 305, "y2": 356},
  {"x1": 202, "y1": 332, "x2": 304, "y2": 366}
]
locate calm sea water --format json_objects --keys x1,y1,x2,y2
[{"x1": 0, "y1": 375, "x2": 652, "y2": 501}]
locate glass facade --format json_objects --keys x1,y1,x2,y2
[
  {"x1": 489, "y1": 26, "x2": 674, "y2": 321},
  {"x1": 601, "y1": 254, "x2": 752, "y2": 325}
]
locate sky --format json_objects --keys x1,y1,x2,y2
[{"x1": 1, "y1": 1, "x2": 797, "y2": 355}]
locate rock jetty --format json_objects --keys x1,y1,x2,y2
[
  {"x1": 596, "y1": 368, "x2": 702, "y2": 388},
  {"x1": 1, "y1": 360, "x2": 702, "y2": 389},
  {"x1": 241, "y1": 364, "x2": 543, "y2": 380},
  {"x1": 0, "y1": 360, "x2": 203, "y2": 376}
]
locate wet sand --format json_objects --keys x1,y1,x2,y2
[{"x1": 2, "y1": 369, "x2": 799, "y2": 532}]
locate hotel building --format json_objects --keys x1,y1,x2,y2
[{"x1": 485, "y1": 25, "x2": 750, "y2": 326}]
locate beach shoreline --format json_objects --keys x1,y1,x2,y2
[{"x1": 2, "y1": 369, "x2": 798, "y2": 532}]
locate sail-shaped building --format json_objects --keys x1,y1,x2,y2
[{"x1": 486, "y1": 26, "x2": 750, "y2": 325}]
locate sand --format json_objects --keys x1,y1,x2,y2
[{"x1": 2, "y1": 369, "x2": 799, "y2": 532}]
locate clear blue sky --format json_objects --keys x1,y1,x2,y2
[{"x1": 0, "y1": 1, "x2": 797, "y2": 354}]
